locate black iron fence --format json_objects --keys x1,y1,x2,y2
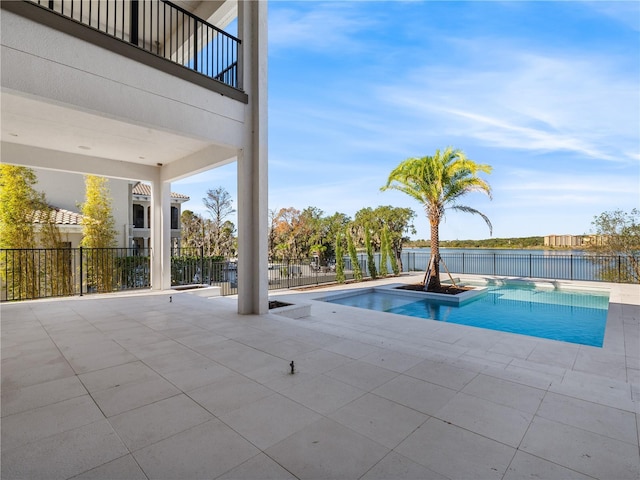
[
  {"x1": 1, "y1": 247, "x2": 150, "y2": 301},
  {"x1": 401, "y1": 251, "x2": 639, "y2": 284},
  {"x1": 29, "y1": 0, "x2": 240, "y2": 88},
  {"x1": 3, "y1": 248, "x2": 637, "y2": 302},
  {"x1": 171, "y1": 247, "x2": 237, "y2": 296}
]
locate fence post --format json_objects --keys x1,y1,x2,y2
[
  {"x1": 529, "y1": 254, "x2": 532, "y2": 278},
  {"x1": 200, "y1": 245, "x2": 204, "y2": 284},
  {"x1": 493, "y1": 253, "x2": 496, "y2": 275},
  {"x1": 570, "y1": 254, "x2": 573, "y2": 280},
  {"x1": 462, "y1": 252, "x2": 465, "y2": 274},
  {"x1": 79, "y1": 246, "x2": 83, "y2": 296},
  {"x1": 618, "y1": 255, "x2": 621, "y2": 282}
]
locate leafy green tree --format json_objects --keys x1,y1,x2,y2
[
  {"x1": 0, "y1": 165, "x2": 47, "y2": 299},
  {"x1": 365, "y1": 226, "x2": 377, "y2": 279},
  {"x1": 0, "y1": 165, "x2": 44, "y2": 249},
  {"x1": 180, "y1": 210, "x2": 205, "y2": 250},
  {"x1": 346, "y1": 228, "x2": 362, "y2": 281},
  {"x1": 379, "y1": 225, "x2": 390, "y2": 277},
  {"x1": 354, "y1": 206, "x2": 415, "y2": 272},
  {"x1": 382, "y1": 147, "x2": 492, "y2": 290},
  {"x1": 80, "y1": 175, "x2": 117, "y2": 292},
  {"x1": 335, "y1": 231, "x2": 345, "y2": 283},
  {"x1": 322, "y1": 212, "x2": 351, "y2": 262},
  {"x1": 588, "y1": 209, "x2": 639, "y2": 283},
  {"x1": 81, "y1": 175, "x2": 117, "y2": 249}
]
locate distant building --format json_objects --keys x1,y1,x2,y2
[
  {"x1": 32, "y1": 169, "x2": 189, "y2": 249},
  {"x1": 544, "y1": 234, "x2": 606, "y2": 247}
]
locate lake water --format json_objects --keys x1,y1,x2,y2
[{"x1": 349, "y1": 248, "x2": 614, "y2": 283}]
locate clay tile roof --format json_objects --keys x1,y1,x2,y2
[
  {"x1": 132, "y1": 183, "x2": 189, "y2": 200},
  {"x1": 32, "y1": 207, "x2": 84, "y2": 225}
]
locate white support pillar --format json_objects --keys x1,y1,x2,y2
[
  {"x1": 237, "y1": 0, "x2": 268, "y2": 314},
  {"x1": 150, "y1": 179, "x2": 172, "y2": 290}
]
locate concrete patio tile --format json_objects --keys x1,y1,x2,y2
[
  {"x1": 549, "y1": 370, "x2": 635, "y2": 412},
  {"x1": 329, "y1": 393, "x2": 428, "y2": 449},
  {"x1": 488, "y1": 336, "x2": 539, "y2": 359},
  {"x1": 78, "y1": 360, "x2": 160, "y2": 393},
  {"x1": 521, "y1": 416, "x2": 640, "y2": 479},
  {"x1": 160, "y1": 361, "x2": 234, "y2": 391},
  {"x1": 257, "y1": 338, "x2": 320, "y2": 359},
  {"x1": 1, "y1": 332, "x2": 53, "y2": 352},
  {"x1": 174, "y1": 332, "x2": 228, "y2": 350},
  {"x1": 536, "y1": 391, "x2": 638, "y2": 445},
  {"x1": 198, "y1": 339, "x2": 282, "y2": 374},
  {"x1": 188, "y1": 371, "x2": 275, "y2": 415},
  {"x1": 526, "y1": 341, "x2": 580, "y2": 369},
  {"x1": 70, "y1": 454, "x2": 147, "y2": 480},
  {"x1": 265, "y1": 418, "x2": 389, "y2": 480},
  {"x1": 323, "y1": 338, "x2": 385, "y2": 359},
  {"x1": 507, "y1": 358, "x2": 567, "y2": 381},
  {"x1": 217, "y1": 453, "x2": 298, "y2": 480},
  {"x1": 141, "y1": 349, "x2": 214, "y2": 375},
  {"x1": 573, "y1": 348, "x2": 628, "y2": 381},
  {"x1": 126, "y1": 339, "x2": 192, "y2": 360},
  {"x1": 405, "y1": 358, "x2": 478, "y2": 391},
  {"x1": 1, "y1": 375, "x2": 87, "y2": 417},
  {"x1": 434, "y1": 392, "x2": 533, "y2": 447},
  {"x1": 91, "y1": 376, "x2": 180, "y2": 417},
  {"x1": 360, "y1": 348, "x2": 424, "y2": 373},
  {"x1": 1, "y1": 350, "x2": 74, "y2": 390},
  {"x1": 461, "y1": 374, "x2": 546, "y2": 414},
  {"x1": 324, "y1": 359, "x2": 397, "y2": 391},
  {"x1": 63, "y1": 346, "x2": 139, "y2": 374},
  {"x1": 106, "y1": 326, "x2": 168, "y2": 347},
  {"x1": 372, "y1": 374, "x2": 457, "y2": 416},
  {"x1": 503, "y1": 451, "x2": 593, "y2": 480},
  {"x1": 1, "y1": 419, "x2": 128, "y2": 480},
  {"x1": 279, "y1": 374, "x2": 365, "y2": 414},
  {"x1": 133, "y1": 419, "x2": 259, "y2": 480},
  {"x1": 360, "y1": 451, "x2": 448, "y2": 480},
  {"x1": 217, "y1": 393, "x2": 322, "y2": 450},
  {"x1": 2, "y1": 395, "x2": 104, "y2": 451},
  {"x1": 395, "y1": 417, "x2": 515, "y2": 480},
  {"x1": 490, "y1": 363, "x2": 556, "y2": 390},
  {"x1": 109, "y1": 394, "x2": 213, "y2": 451}
]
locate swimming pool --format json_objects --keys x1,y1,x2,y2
[{"x1": 321, "y1": 284, "x2": 610, "y2": 347}]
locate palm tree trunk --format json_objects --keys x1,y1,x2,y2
[{"x1": 427, "y1": 218, "x2": 441, "y2": 291}]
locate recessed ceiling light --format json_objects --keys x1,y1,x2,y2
[{"x1": 78, "y1": 145, "x2": 91, "y2": 150}]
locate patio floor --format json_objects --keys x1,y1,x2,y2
[{"x1": 1, "y1": 273, "x2": 639, "y2": 480}]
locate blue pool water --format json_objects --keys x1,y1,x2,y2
[{"x1": 323, "y1": 285, "x2": 609, "y2": 346}]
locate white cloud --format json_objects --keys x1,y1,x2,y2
[
  {"x1": 269, "y1": 2, "x2": 378, "y2": 53},
  {"x1": 377, "y1": 48, "x2": 639, "y2": 164}
]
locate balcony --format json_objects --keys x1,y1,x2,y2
[{"x1": 6, "y1": 0, "x2": 245, "y2": 101}]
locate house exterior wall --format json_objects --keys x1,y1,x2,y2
[
  {"x1": 2, "y1": 1, "x2": 268, "y2": 313},
  {"x1": 1, "y1": 8, "x2": 247, "y2": 151},
  {"x1": 33, "y1": 168, "x2": 131, "y2": 248}
]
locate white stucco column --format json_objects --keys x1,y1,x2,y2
[
  {"x1": 150, "y1": 179, "x2": 172, "y2": 290},
  {"x1": 237, "y1": 0, "x2": 268, "y2": 314}
]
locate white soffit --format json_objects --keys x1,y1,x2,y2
[{"x1": 0, "y1": 91, "x2": 211, "y2": 166}]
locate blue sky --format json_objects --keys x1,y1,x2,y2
[{"x1": 175, "y1": 0, "x2": 640, "y2": 241}]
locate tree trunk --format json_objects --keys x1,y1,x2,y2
[{"x1": 427, "y1": 218, "x2": 441, "y2": 291}]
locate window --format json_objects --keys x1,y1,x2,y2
[
  {"x1": 133, "y1": 204, "x2": 144, "y2": 228},
  {"x1": 171, "y1": 206, "x2": 179, "y2": 230}
]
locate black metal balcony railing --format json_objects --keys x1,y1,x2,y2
[{"x1": 30, "y1": 0, "x2": 240, "y2": 88}]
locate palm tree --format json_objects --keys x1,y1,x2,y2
[{"x1": 382, "y1": 147, "x2": 492, "y2": 291}]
